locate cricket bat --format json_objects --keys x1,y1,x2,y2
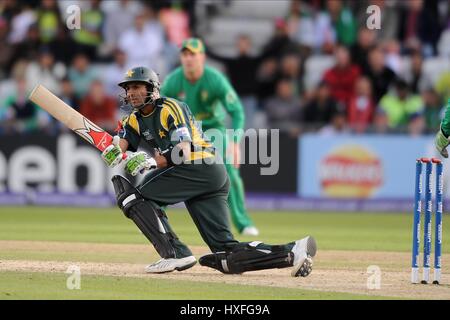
[{"x1": 29, "y1": 84, "x2": 124, "y2": 157}]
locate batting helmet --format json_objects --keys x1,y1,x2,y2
[
  {"x1": 118, "y1": 67, "x2": 160, "y2": 89},
  {"x1": 118, "y1": 67, "x2": 161, "y2": 109}
]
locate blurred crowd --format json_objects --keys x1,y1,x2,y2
[{"x1": 0, "y1": 0, "x2": 449, "y2": 137}]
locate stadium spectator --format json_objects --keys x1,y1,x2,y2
[
  {"x1": 7, "y1": 3, "x2": 36, "y2": 44},
  {"x1": 261, "y1": 17, "x2": 298, "y2": 60},
  {"x1": 103, "y1": 49, "x2": 128, "y2": 98},
  {"x1": 118, "y1": 9, "x2": 164, "y2": 71},
  {"x1": 312, "y1": 4, "x2": 336, "y2": 54},
  {"x1": 79, "y1": 80, "x2": 117, "y2": 132},
  {"x1": 323, "y1": 45, "x2": 360, "y2": 107},
  {"x1": 384, "y1": 39, "x2": 402, "y2": 75},
  {"x1": 398, "y1": 0, "x2": 442, "y2": 56},
  {"x1": 0, "y1": 16, "x2": 14, "y2": 79},
  {"x1": 207, "y1": 34, "x2": 261, "y2": 97},
  {"x1": 363, "y1": 45, "x2": 397, "y2": 103},
  {"x1": 2, "y1": 76, "x2": 50, "y2": 133},
  {"x1": 207, "y1": 34, "x2": 262, "y2": 128},
  {"x1": 286, "y1": 0, "x2": 315, "y2": 58},
  {"x1": 435, "y1": 71, "x2": 450, "y2": 103},
  {"x1": 369, "y1": 108, "x2": 392, "y2": 134},
  {"x1": 264, "y1": 78, "x2": 301, "y2": 134},
  {"x1": 60, "y1": 77, "x2": 78, "y2": 111},
  {"x1": 0, "y1": 0, "x2": 21, "y2": 23},
  {"x1": 103, "y1": 0, "x2": 143, "y2": 55},
  {"x1": 302, "y1": 81, "x2": 340, "y2": 130},
  {"x1": 278, "y1": 53, "x2": 304, "y2": 98},
  {"x1": 68, "y1": 53, "x2": 99, "y2": 99},
  {"x1": 47, "y1": 25, "x2": 77, "y2": 65},
  {"x1": 347, "y1": 76, "x2": 375, "y2": 134},
  {"x1": 11, "y1": 23, "x2": 42, "y2": 66},
  {"x1": 401, "y1": 49, "x2": 432, "y2": 94},
  {"x1": 318, "y1": 105, "x2": 349, "y2": 136},
  {"x1": 36, "y1": 0, "x2": 63, "y2": 44},
  {"x1": 72, "y1": 0, "x2": 104, "y2": 61},
  {"x1": 324, "y1": 0, "x2": 357, "y2": 47},
  {"x1": 350, "y1": 27, "x2": 377, "y2": 72},
  {"x1": 407, "y1": 112, "x2": 426, "y2": 136},
  {"x1": 159, "y1": 2, "x2": 191, "y2": 47},
  {"x1": 379, "y1": 79, "x2": 424, "y2": 129},
  {"x1": 25, "y1": 46, "x2": 66, "y2": 95},
  {"x1": 256, "y1": 58, "x2": 278, "y2": 107}
]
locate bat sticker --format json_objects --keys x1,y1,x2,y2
[{"x1": 74, "y1": 117, "x2": 112, "y2": 151}]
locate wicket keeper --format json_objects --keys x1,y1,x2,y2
[
  {"x1": 161, "y1": 38, "x2": 259, "y2": 236},
  {"x1": 101, "y1": 66, "x2": 317, "y2": 276}
]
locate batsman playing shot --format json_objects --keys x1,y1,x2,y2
[
  {"x1": 101, "y1": 66, "x2": 317, "y2": 276},
  {"x1": 161, "y1": 38, "x2": 259, "y2": 236}
]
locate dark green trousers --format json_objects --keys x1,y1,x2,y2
[{"x1": 138, "y1": 162, "x2": 239, "y2": 257}]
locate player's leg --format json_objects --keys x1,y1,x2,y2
[
  {"x1": 134, "y1": 163, "x2": 234, "y2": 272},
  {"x1": 112, "y1": 171, "x2": 195, "y2": 273},
  {"x1": 221, "y1": 132, "x2": 258, "y2": 235},
  {"x1": 184, "y1": 184, "x2": 240, "y2": 253},
  {"x1": 225, "y1": 162, "x2": 258, "y2": 235},
  {"x1": 199, "y1": 236, "x2": 317, "y2": 277}
]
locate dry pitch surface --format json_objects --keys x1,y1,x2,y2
[{"x1": 1, "y1": 240, "x2": 449, "y2": 299}]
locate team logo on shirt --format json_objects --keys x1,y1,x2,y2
[
  {"x1": 226, "y1": 91, "x2": 236, "y2": 104},
  {"x1": 201, "y1": 90, "x2": 209, "y2": 101},
  {"x1": 142, "y1": 130, "x2": 154, "y2": 141},
  {"x1": 159, "y1": 129, "x2": 166, "y2": 138}
]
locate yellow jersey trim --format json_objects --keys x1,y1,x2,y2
[
  {"x1": 165, "y1": 99, "x2": 186, "y2": 124},
  {"x1": 126, "y1": 113, "x2": 140, "y2": 134},
  {"x1": 190, "y1": 119, "x2": 213, "y2": 148},
  {"x1": 160, "y1": 105, "x2": 179, "y2": 130}
]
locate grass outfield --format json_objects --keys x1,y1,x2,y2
[
  {"x1": 0, "y1": 271, "x2": 394, "y2": 300},
  {"x1": 1, "y1": 206, "x2": 446, "y2": 252},
  {"x1": 0, "y1": 206, "x2": 449, "y2": 299}
]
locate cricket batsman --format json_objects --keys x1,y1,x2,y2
[
  {"x1": 101, "y1": 66, "x2": 317, "y2": 276},
  {"x1": 160, "y1": 38, "x2": 259, "y2": 236},
  {"x1": 435, "y1": 99, "x2": 450, "y2": 158}
]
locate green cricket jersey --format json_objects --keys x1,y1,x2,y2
[
  {"x1": 118, "y1": 97, "x2": 215, "y2": 162},
  {"x1": 440, "y1": 99, "x2": 450, "y2": 136},
  {"x1": 161, "y1": 66, "x2": 245, "y2": 142}
]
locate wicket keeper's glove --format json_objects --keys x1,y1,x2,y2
[
  {"x1": 125, "y1": 152, "x2": 157, "y2": 176},
  {"x1": 435, "y1": 126, "x2": 450, "y2": 158},
  {"x1": 102, "y1": 136, "x2": 123, "y2": 167}
]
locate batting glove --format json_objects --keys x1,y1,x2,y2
[
  {"x1": 435, "y1": 126, "x2": 450, "y2": 158},
  {"x1": 125, "y1": 151, "x2": 157, "y2": 176},
  {"x1": 101, "y1": 136, "x2": 123, "y2": 167}
]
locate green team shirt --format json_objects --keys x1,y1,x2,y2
[
  {"x1": 440, "y1": 99, "x2": 450, "y2": 136},
  {"x1": 161, "y1": 65, "x2": 245, "y2": 142},
  {"x1": 118, "y1": 97, "x2": 215, "y2": 162}
]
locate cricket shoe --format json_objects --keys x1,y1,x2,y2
[
  {"x1": 291, "y1": 236, "x2": 317, "y2": 277},
  {"x1": 145, "y1": 256, "x2": 197, "y2": 273}
]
